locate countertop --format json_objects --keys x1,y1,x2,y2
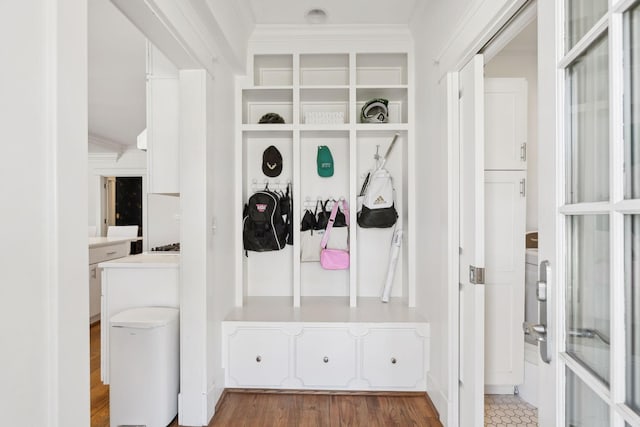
[
  {"x1": 89, "y1": 236, "x2": 140, "y2": 249},
  {"x1": 99, "y1": 252, "x2": 180, "y2": 269}
]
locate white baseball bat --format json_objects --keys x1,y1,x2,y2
[{"x1": 381, "y1": 229, "x2": 403, "y2": 303}]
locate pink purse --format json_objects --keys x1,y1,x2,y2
[{"x1": 320, "y1": 200, "x2": 350, "y2": 270}]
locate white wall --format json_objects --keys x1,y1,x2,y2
[
  {"x1": 411, "y1": 0, "x2": 524, "y2": 424},
  {"x1": 207, "y1": 62, "x2": 237, "y2": 421},
  {"x1": 485, "y1": 38, "x2": 538, "y2": 232},
  {"x1": 178, "y1": 65, "x2": 236, "y2": 425},
  {"x1": 0, "y1": 1, "x2": 89, "y2": 425},
  {"x1": 146, "y1": 194, "x2": 180, "y2": 247}
]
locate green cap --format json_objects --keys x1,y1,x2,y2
[{"x1": 317, "y1": 145, "x2": 334, "y2": 177}]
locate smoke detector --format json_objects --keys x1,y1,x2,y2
[{"x1": 305, "y1": 8, "x2": 328, "y2": 24}]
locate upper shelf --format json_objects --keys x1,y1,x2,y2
[
  {"x1": 251, "y1": 53, "x2": 409, "y2": 88},
  {"x1": 253, "y1": 54, "x2": 293, "y2": 86},
  {"x1": 300, "y1": 54, "x2": 349, "y2": 86},
  {"x1": 356, "y1": 53, "x2": 407, "y2": 86}
]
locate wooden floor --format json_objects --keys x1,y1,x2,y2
[
  {"x1": 91, "y1": 323, "x2": 441, "y2": 427},
  {"x1": 209, "y1": 390, "x2": 442, "y2": 427},
  {"x1": 90, "y1": 322, "x2": 110, "y2": 427}
]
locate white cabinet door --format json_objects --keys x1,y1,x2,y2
[
  {"x1": 361, "y1": 329, "x2": 425, "y2": 388},
  {"x1": 89, "y1": 264, "x2": 100, "y2": 322},
  {"x1": 295, "y1": 328, "x2": 357, "y2": 387},
  {"x1": 146, "y1": 77, "x2": 179, "y2": 194},
  {"x1": 484, "y1": 170, "x2": 526, "y2": 387},
  {"x1": 484, "y1": 78, "x2": 527, "y2": 171},
  {"x1": 227, "y1": 328, "x2": 289, "y2": 387},
  {"x1": 146, "y1": 44, "x2": 179, "y2": 195}
]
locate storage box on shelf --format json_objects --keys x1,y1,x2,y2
[{"x1": 230, "y1": 49, "x2": 425, "y2": 391}]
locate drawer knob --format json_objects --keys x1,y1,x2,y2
[
  {"x1": 323, "y1": 356, "x2": 329, "y2": 363},
  {"x1": 391, "y1": 357, "x2": 397, "y2": 364},
  {"x1": 256, "y1": 355, "x2": 262, "y2": 363}
]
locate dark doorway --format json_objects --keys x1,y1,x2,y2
[{"x1": 115, "y1": 176, "x2": 143, "y2": 254}]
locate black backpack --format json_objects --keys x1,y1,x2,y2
[{"x1": 243, "y1": 190, "x2": 288, "y2": 252}]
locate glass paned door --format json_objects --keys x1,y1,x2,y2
[
  {"x1": 565, "y1": 0, "x2": 608, "y2": 51},
  {"x1": 566, "y1": 35, "x2": 609, "y2": 204},
  {"x1": 625, "y1": 214, "x2": 640, "y2": 414},
  {"x1": 566, "y1": 215, "x2": 610, "y2": 384},
  {"x1": 624, "y1": 4, "x2": 640, "y2": 199},
  {"x1": 566, "y1": 368, "x2": 610, "y2": 426},
  {"x1": 559, "y1": 0, "x2": 640, "y2": 425}
]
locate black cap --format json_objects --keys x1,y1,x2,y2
[{"x1": 262, "y1": 145, "x2": 282, "y2": 177}]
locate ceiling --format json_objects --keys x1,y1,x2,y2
[
  {"x1": 245, "y1": 0, "x2": 420, "y2": 25},
  {"x1": 88, "y1": 0, "x2": 423, "y2": 149},
  {"x1": 88, "y1": 0, "x2": 146, "y2": 149}
]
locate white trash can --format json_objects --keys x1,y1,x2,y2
[{"x1": 109, "y1": 307, "x2": 179, "y2": 427}]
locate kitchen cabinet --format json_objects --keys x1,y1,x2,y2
[
  {"x1": 99, "y1": 253, "x2": 179, "y2": 384},
  {"x1": 483, "y1": 77, "x2": 528, "y2": 390},
  {"x1": 88, "y1": 237, "x2": 135, "y2": 324},
  {"x1": 484, "y1": 78, "x2": 528, "y2": 170},
  {"x1": 146, "y1": 43, "x2": 179, "y2": 195}
]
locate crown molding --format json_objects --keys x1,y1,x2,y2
[
  {"x1": 251, "y1": 23, "x2": 411, "y2": 40},
  {"x1": 88, "y1": 133, "x2": 127, "y2": 158},
  {"x1": 249, "y1": 24, "x2": 413, "y2": 53},
  {"x1": 88, "y1": 152, "x2": 120, "y2": 162}
]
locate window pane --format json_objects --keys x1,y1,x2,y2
[
  {"x1": 566, "y1": 368, "x2": 610, "y2": 426},
  {"x1": 566, "y1": 35, "x2": 609, "y2": 203},
  {"x1": 565, "y1": 0, "x2": 608, "y2": 51},
  {"x1": 625, "y1": 3, "x2": 640, "y2": 199},
  {"x1": 626, "y1": 215, "x2": 640, "y2": 414},
  {"x1": 566, "y1": 215, "x2": 610, "y2": 384}
]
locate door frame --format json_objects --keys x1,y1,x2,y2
[
  {"x1": 446, "y1": 1, "x2": 549, "y2": 425},
  {"x1": 91, "y1": 169, "x2": 148, "y2": 251}
]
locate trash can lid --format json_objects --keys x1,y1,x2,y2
[{"x1": 110, "y1": 307, "x2": 179, "y2": 329}]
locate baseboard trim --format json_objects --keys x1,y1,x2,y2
[
  {"x1": 223, "y1": 388, "x2": 427, "y2": 396},
  {"x1": 485, "y1": 385, "x2": 516, "y2": 395},
  {"x1": 427, "y1": 372, "x2": 450, "y2": 426},
  {"x1": 206, "y1": 383, "x2": 224, "y2": 423},
  {"x1": 424, "y1": 391, "x2": 441, "y2": 419}
]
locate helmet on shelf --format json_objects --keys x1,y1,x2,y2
[
  {"x1": 360, "y1": 98, "x2": 389, "y2": 123},
  {"x1": 258, "y1": 112, "x2": 285, "y2": 124}
]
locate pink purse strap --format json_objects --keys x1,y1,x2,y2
[{"x1": 321, "y1": 199, "x2": 349, "y2": 249}]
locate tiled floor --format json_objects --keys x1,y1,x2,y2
[{"x1": 484, "y1": 394, "x2": 538, "y2": 426}]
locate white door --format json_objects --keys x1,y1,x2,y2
[
  {"x1": 484, "y1": 170, "x2": 526, "y2": 388},
  {"x1": 537, "y1": 1, "x2": 640, "y2": 426},
  {"x1": 458, "y1": 54, "x2": 485, "y2": 427}
]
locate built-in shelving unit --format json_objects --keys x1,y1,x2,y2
[
  {"x1": 236, "y1": 50, "x2": 414, "y2": 310},
  {"x1": 228, "y1": 44, "x2": 425, "y2": 393}
]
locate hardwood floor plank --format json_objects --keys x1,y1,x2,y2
[
  {"x1": 329, "y1": 394, "x2": 369, "y2": 427},
  {"x1": 296, "y1": 394, "x2": 329, "y2": 427}
]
